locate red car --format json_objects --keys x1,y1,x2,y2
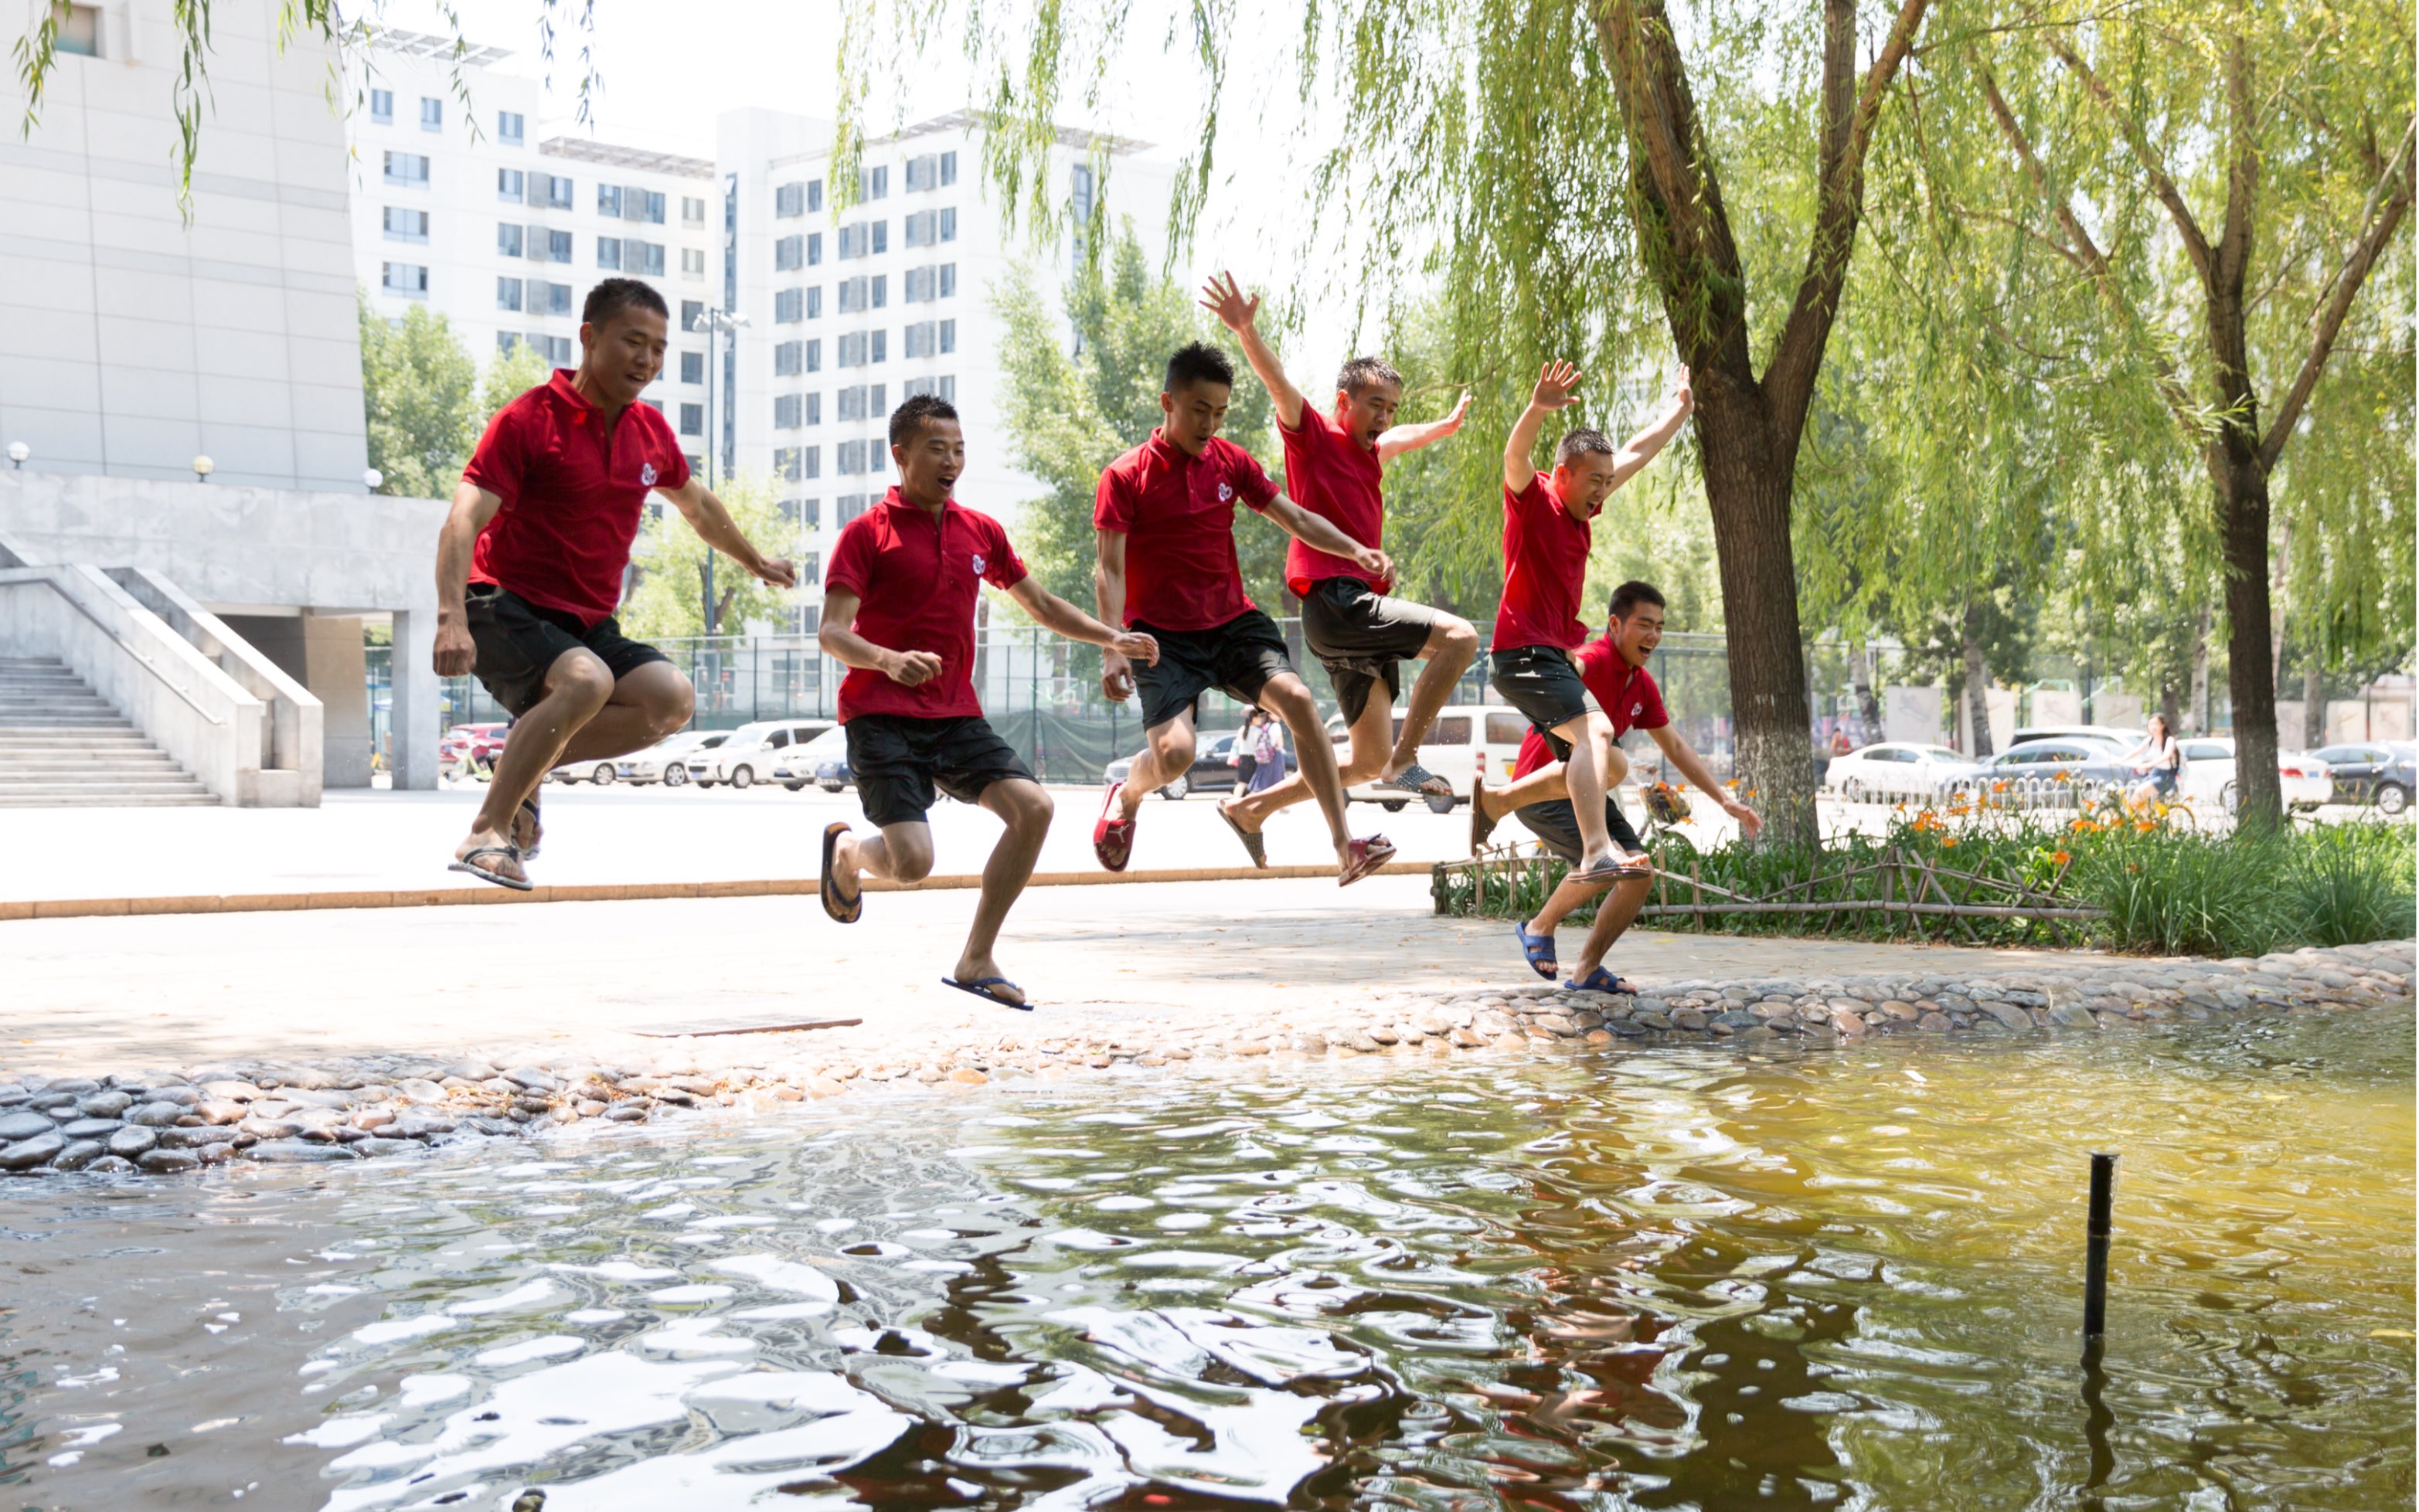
[{"x1": 440, "y1": 722, "x2": 512, "y2": 777}]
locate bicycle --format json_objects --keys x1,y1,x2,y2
[{"x1": 2091, "y1": 778, "x2": 2196, "y2": 832}]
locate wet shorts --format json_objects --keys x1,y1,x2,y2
[
  {"x1": 1131, "y1": 610, "x2": 1295, "y2": 732},
  {"x1": 845, "y1": 713, "x2": 1033, "y2": 827},
  {"x1": 1301, "y1": 577, "x2": 1454, "y2": 725},
  {"x1": 1490, "y1": 643, "x2": 1591, "y2": 738},
  {"x1": 465, "y1": 583, "x2": 672, "y2": 719}
]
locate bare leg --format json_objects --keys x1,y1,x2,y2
[
  {"x1": 457, "y1": 648, "x2": 614, "y2": 880},
  {"x1": 550, "y1": 661, "x2": 697, "y2": 766},
  {"x1": 952, "y1": 778, "x2": 1053, "y2": 1004},
  {"x1": 1114, "y1": 708, "x2": 1196, "y2": 824},
  {"x1": 835, "y1": 819, "x2": 934, "y2": 887},
  {"x1": 1225, "y1": 680, "x2": 1378, "y2": 858},
  {"x1": 1528, "y1": 873, "x2": 1609, "y2": 937},
  {"x1": 1382, "y1": 615, "x2": 1478, "y2": 782},
  {"x1": 1482, "y1": 762, "x2": 1574, "y2": 821},
  {"x1": 1553, "y1": 709, "x2": 1633, "y2": 870},
  {"x1": 1569, "y1": 873, "x2": 1655, "y2": 982}
]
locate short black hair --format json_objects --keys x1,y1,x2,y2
[
  {"x1": 1608, "y1": 580, "x2": 1666, "y2": 620},
  {"x1": 1557, "y1": 428, "x2": 1616, "y2": 467},
  {"x1": 583, "y1": 277, "x2": 669, "y2": 329},
  {"x1": 890, "y1": 392, "x2": 959, "y2": 448},
  {"x1": 1165, "y1": 341, "x2": 1235, "y2": 393},
  {"x1": 1336, "y1": 356, "x2": 1403, "y2": 396}
]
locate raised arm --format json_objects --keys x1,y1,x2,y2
[
  {"x1": 1199, "y1": 272, "x2": 1305, "y2": 431},
  {"x1": 1007, "y1": 574, "x2": 1158, "y2": 666},
  {"x1": 659, "y1": 475, "x2": 798, "y2": 589},
  {"x1": 1604, "y1": 366, "x2": 1694, "y2": 493},
  {"x1": 1505, "y1": 361, "x2": 1583, "y2": 500},
  {"x1": 432, "y1": 479, "x2": 505, "y2": 675},
  {"x1": 817, "y1": 586, "x2": 944, "y2": 688},
  {"x1": 1377, "y1": 389, "x2": 1471, "y2": 466},
  {"x1": 1648, "y1": 722, "x2": 1762, "y2": 838},
  {"x1": 1261, "y1": 494, "x2": 1393, "y2": 585}
]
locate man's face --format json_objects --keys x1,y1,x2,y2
[
  {"x1": 893, "y1": 416, "x2": 965, "y2": 500},
  {"x1": 1553, "y1": 450, "x2": 1622, "y2": 512},
  {"x1": 1161, "y1": 379, "x2": 1231, "y2": 457},
  {"x1": 1609, "y1": 602, "x2": 1664, "y2": 666},
  {"x1": 578, "y1": 305, "x2": 668, "y2": 404},
  {"x1": 1334, "y1": 379, "x2": 1400, "y2": 451}
]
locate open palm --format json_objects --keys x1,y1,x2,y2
[
  {"x1": 1533, "y1": 360, "x2": 1584, "y2": 410},
  {"x1": 1198, "y1": 270, "x2": 1259, "y2": 333}
]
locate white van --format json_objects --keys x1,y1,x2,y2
[
  {"x1": 686, "y1": 719, "x2": 836, "y2": 790},
  {"x1": 1324, "y1": 704, "x2": 1533, "y2": 813}
]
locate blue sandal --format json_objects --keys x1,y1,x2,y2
[
  {"x1": 944, "y1": 976, "x2": 1033, "y2": 1011},
  {"x1": 1565, "y1": 967, "x2": 1631, "y2": 994},
  {"x1": 1513, "y1": 920, "x2": 1558, "y2": 980}
]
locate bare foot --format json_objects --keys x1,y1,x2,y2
[
  {"x1": 451, "y1": 828, "x2": 527, "y2": 887},
  {"x1": 949, "y1": 956, "x2": 1027, "y2": 1008}
]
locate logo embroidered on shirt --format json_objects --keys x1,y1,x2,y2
[
  {"x1": 1631, "y1": 702, "x2": 1644, "y2": 718},
  {"x1": 1217, "y1": 481, "x2": 1234, "y2": 502},
  {"x1": 971, "y1": 553, "x2": 987, "y2": 576},
  {"x1": 639, "y1": 463, "x2": 659, "y2": 486}
]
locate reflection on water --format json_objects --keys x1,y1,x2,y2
[{"x1": 2, "y1": 1010, "x2": 2410, "y2": 1509}]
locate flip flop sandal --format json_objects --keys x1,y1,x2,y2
[
  {"x1": 1339, "y1": 834, "x2": 1397, "y2": 887},
  {"x1": 1216, "y1": 800, "x2": 1268, "y2": 869},
  {"x1": 1565, "y1": 967, "x2": 1631, "y2": 995},
  {"x1": 517, "y1": 794, "x2": 543, "y2": 858},
  {"x1": 1092, "y1": 781, "x2": 1135, "y2": 872},
  {"x1": 447, "y1": 844, "x2": 532, "y2": 892},
  {"x1": 819, "y1": 822, "x2": 862, "y2": 924},
  {"x1": 1380, "y1": 762, "x2": 1452, "y2": 798},
  {"x1": 1514, "y1": 919, "x2": 1559, "y2": 980},
  {"x1": 943, "y1": 976, "x2": 1033, "y2": 1011},
  {"x1": 1470, "y1": 773, "x2": 1501, "y2": 852},
  {"x1": 1567, "y1": 852, "x2": 1654, "y2": 885}
]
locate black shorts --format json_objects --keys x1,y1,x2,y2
[
  {"x1": 1301, "y1": 577, "x2": 1453, "y2": 725},
  {"x1": 1491, "y1": 644, "x2": 1591, "y2": 736},
  {"x1": 465, "y1": 583, "x2": 671, "y2": 719},
  {"x1": 1131, "y1": 610, "x2": 1294, "y2": 732},
  {"x1": 1516, "y1": 797, "x2": 1645, "y2": 864},
  {"x1": 846, "y1": 713, "x2": 1033, "y2": 827}
]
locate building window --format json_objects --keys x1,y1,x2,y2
[
  {"x1": 871, "y1": 330, "x2": 886, "y2": 364},
  {"x1": 775, "y1": 447, "x2": 801, "y2": 481},
  {"x1": 837, "y1": 277, "x2": 866, "y2": 315},
  {"x1": 774, "y1": 288, "x2": 803, "y2": 324},
  {"x1": 541, "y1": 335, "x2": 573, "y2": 365},
  {"x1": 870, "y1": 274, "x2": 887, "y2": 309},
  {"x1": 904, "y1": 321, "x2": 937, "y2": 359},
  {"x1": 940, "y1": 263, "x2": 956, "y2": 297},
  {"x1": 802, "y1": 498, "x2": 822, "y2": 525},
  {"x1": 939, "y1": 318, "x2": 954, "y2": 354},
  {"x1": 381, "y1": 261, "x2": 428, "y2": 298},
  {"x1": 774, "y1": 235, "x2": 804, "y2": 271},
  {"x1": 838, "y1": 494, "x2": 869, "y2": 525},
  {"x1": 1071, "y1": 162, "x2": 1095, "y2": 272},
  {"x1": 776, "y1": 182, "x2": 806, "y2": 218},
  {"x1": 838, "y1": 384, "x2": 869, "y2": 423},
  {"x1": 861, "y1": 165, "x2": 889, "y2": 200},
  {"x1": 641, "y1": 190, "x2": 667, "y2": 225},
  {"x1": 680, "y1": 299, "x2": 705, "y2": 332},
  {"x1": 940, "y1": 207, "x2": 956, "y2": 242},
  {"x1": 496, "y1": 223, "x2": 524, "y2": 257},
  {"x1": 803, "y1": 392, "x2": 822, "y2": 426},
  {"x1": 804, "y1": 338, "x2": 822, "y2": 373},
  {"x1": 629, "y1": 241, "x2": 666, "y2": 277},
  {"x1": 838, "y1": 332, "x2": 866, "y2": 368},
  {"x1": 941, "y1": 151, "x2": 957, "y2": 186},
  {"x1": 546, "y1": 229, "x2": 573, "y2": 263},
  {"x1": 838, "y1": 439, "x2": 869, "y2": 474},
  {"x1": 498, "y1": 110, "x2": 524, "y2": 144},
  {"x1": 904, "y1": 265, "x2": 931, "y2": 302},
  {"x1": 497, "y1": 332, "x2": 521, "y2": 355},
  {"x1": 383, "y1": 151, "x2": 430, "y2": 188},
  {"x1": 369, "y1": 88, "x2": 393, "y2": 123},
  {"x1": 774, "y1": 341, "x2": 802, "y2": 377},
  {"x1": 803, "y1": 179, "x2": 822, "y2": 212},
  {"x1": 598, "y1": 184, "x2": 622, "y2": 216},
  {"x1": 383, "y1": 206, "x2": 428, "y2": 243},
  {"x1": 807, "y1": 232, "x2": 823, "y2": 267},
  {"x1": 538, "y1": 281, "x2": 571, "y2": 315},
  {"x1": 496, "y1": 277, "x2": 522, "y2": 312},
  {"x1": 682, "y1": 195, "x2": 706, "y2": 227},
  {"x1": 680, "y1": 403, "x2": 704, "y2": 436},
  {"x1": 597, "y1": 236, "x2": 621, "y2": 270},
  {"x1": 903, "y1": 210, "x2": 934, "y2": 249},
  {"x1": 681, "y1": 352, "x2": 704, "y2": 384},
  {"x1": 537, "y1": 175, "x2": 573, "y2": 209},
  {"x1": 682, "y1": 247, "x2": 706, "y2": 280},
  {"x1": 495, "y1": 167, "x2": 522, "y2": 202},
  {"x1": 420, "y1": 96, "x2": 442, "y2": 131},
  {"x1": 905, "y1": 155, "x2": 937, "y2": 192},
  {"x1": 774, "y1": 394, "x2": 803, "y2": 430}
]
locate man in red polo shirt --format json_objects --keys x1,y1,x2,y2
[
  {"x1": 1488, "y1": 359, "x2": 1693, "y2": 886},
  {"x1": 432, "y1": 278, "x2": 796, "y2": 889},
  {"x1": 818, "y1": 394, "x2": 1158, "y2": 1010},
  {"x1": 1197, "y1": 272, "x2": 1482, "y2": 841},
  {"x1": 1090, "y1": 341, "x2": 1397, "y2": 884},
  {"x1": 1470, "y1": 581, "x2": 1761, "y2": 990}
]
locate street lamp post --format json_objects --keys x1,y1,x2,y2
[{"x1": 689, "y1": 306, "x2": 750, "y2": 638}]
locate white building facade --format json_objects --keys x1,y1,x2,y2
[
  {"x1": 717, "y1": 107, "x2": 1168, "y2": 611},
  {"x1": 346, "y1": 32, "x2": 718, "y2": 457}
]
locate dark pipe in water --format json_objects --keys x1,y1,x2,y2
[{"x1": 2083, "y1": 1151, "x2": 2117, "y2": 1340}]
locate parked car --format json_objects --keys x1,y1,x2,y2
[
  {"x1": 773, "y1": 726, "x2": 851, "y2": 791},
  {"x1": 1324, "y1": 704, "x2": 1536, "y2": 814},
  {"x1": 686, "y1": 719, "x2": 837, "y2": 789},
  {"x1": 548, "y1": 755, "x2": 621, "y2": 785},
  {"x1": 439, "y1": 722, "x2": 511, "y2": 779},
  {"x1": 1948, "y1": 739, "x2": 2134, "y2": 799},
  {"x1": 1103, "y1": 730, "x2": 1243, "y2": 801},
  {"x1": 615, "y1": 730, "x2": 727, "y2": 787},
  {"x1": 1822, "y1": 742, "x2": 1980, "y2": 801},
  {"x1": 2308, "y1": 740, "x2": 2416, "y2": 814},
  {"x1": 2011, "y1": 725, "x2": 2143, "y2": 750}
]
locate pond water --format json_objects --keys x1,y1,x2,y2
[{"x1": 2, "y1": 1010, "x2": 2410, "y2": 1510}]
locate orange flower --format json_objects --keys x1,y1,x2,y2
[
  {"x1": 2070, "y1": 817, "x2": 2099, "y2": 834},
  {"x1": 1991, "y1": 779, "x2": 2009, "y2": 792},
  {"x1": 2135, "y1": 819, "x2": 2155, "y2": 833},
  {"x1": 2051, "y1": 849, "x2": 2072, "y2": 865},
  {"x1": 1941, "y1": 837, "x2": 1958, "y2": 848}
]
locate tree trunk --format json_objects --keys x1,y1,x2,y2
[
  {"x1": 2302, "y1": 661, "x2": 2325, "y2": 750},
  {"x1": 2160, "y1": 682, "x2": 2182, "y2": 736},
  {"x1": 2189, "y1": 603, "x2": 2212, "y2": 734},
  {"x1": 2215, "y1": 454, "x2": 2282, "y2": 823},
  {"x1": 1961, "y1": 603, "x2": 1993, "y2": 759},
  {"x1": 1852, "y1": 640, "x2": 1881, "y2": 741}
]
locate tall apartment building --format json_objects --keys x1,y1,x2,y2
[
  {"x1": 346, "y1": 32, "x2": 717, "y2": 458},
  {"x1": 719, "y1": 107, "x2": 1168, "y2": 607}
]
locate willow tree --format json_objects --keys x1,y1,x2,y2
[
  {"x1": 835, "y1": 0, "x2": 1933, "y2": 843},
  {"x1": 1936, "y1": 0, "x2": 2415, "y2": 821}
]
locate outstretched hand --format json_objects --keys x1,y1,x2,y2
[
  {"x1": 1670, "y1": 363, "x2": 1694, "y2": 416},
  {"x1": 1198, "y1": 270, "x2": 1259, "y2": 335},
  {"x1": 1531, "y1": 360, "x2": 1584, "y2": 411},
  {"x1": 1439, "y1": 390, "x2": 1472, "y2": 430},
  {"x1": 1723, "y1": 796, "x2": 1762, "y2": 839}
]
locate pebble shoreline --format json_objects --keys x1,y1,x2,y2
[{"x1": 3, "y1": 939, "x2": 2409, "y2": 1180}]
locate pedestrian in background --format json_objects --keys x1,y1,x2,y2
[
  {"x1": 1247, "y1": 706, "x2": 1288, "y2": 793},
  {"x1": 1231, "y1": 708, "x2": 1265, "y2": 793}
]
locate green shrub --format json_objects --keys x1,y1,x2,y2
[
  {"x1": 2281, "y1": 823, "x2": 2417, "y2": 947},
  {"x1": 2068, "y1": 827, "x2": 2287, "y2": 957}
]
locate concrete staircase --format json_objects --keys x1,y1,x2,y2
[{"x1": 0, "y1": 657, "x2": 219, "y2": 807}]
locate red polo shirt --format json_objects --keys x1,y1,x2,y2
[
  {"x1": 1492, "y1": 471, "x2": 1597, "y2": 652},
  {"x1": 462, "y1": 369, "x2": 689, "y2": 624},
  {"x1": 1510, "y1": 636, "x2": 1669, "y2": 777},
  {"x1": 825, "y1": 488, "x2": 1027, "y2": 722},
  {"x1": 1279, "y1": 403, "x2": 1390, "y2": 597},
  {"x1": 1093, "y1": 430, "x2": 1278, "y2": 631}
]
